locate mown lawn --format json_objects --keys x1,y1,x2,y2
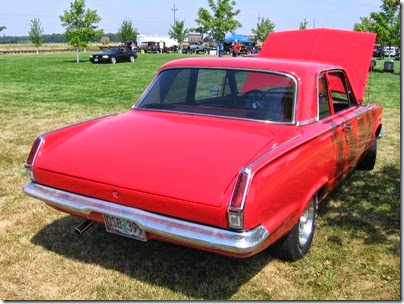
[{"x1": 0, "y1": 53, "x2": 400, "y2": 300}]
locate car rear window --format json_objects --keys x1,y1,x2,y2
[{"x1": 136, "y1": 68, "x2": 296, "y2": 123}]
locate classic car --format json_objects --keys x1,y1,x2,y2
[
  {"x1": 90, "y1": 46, "x2": 137, "y2": 64},
  {"x1": 23, "y1": 29, "x2": 382, "y2": 261}
]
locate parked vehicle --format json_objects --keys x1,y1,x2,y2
[
  {"x1": 139, "y1": 41, "x2": 159, "y2": 53},
  {"x1": 383, "y1": 46, "x2": 396, "y2": 57},
  {"x1": 189, "y1": 42, "x2": 208, "y2": 54},
  {"x1": 90, "y1": 46, "x2": 137, "y2": 64},
  {"x1": 373, "y1": 46, "x2": 383, "y2": 58},
  {"x1": 23, "y1": 29, "x2": 382, "y2": 261},
  {"x1": 395, "y1": 48, "x2": 400, "y2": 61}
]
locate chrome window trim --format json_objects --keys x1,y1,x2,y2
[
  {"x1": 133, "y1": 66, "x2": 299, "y2": 125},
  {"x1": 23, "y1": 182, "x2": 269, "y2": 255}
]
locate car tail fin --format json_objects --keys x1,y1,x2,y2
[{"x1": 259, "y1": 28, "x2": 376, "y2": 102}]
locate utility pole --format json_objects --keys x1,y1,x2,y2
[
  {"x1": 313, "y1": 18, "x2": 316, "y2": 29},
  {"x1": 172, "y1": 4, "x2": 178, "y2": 26}
]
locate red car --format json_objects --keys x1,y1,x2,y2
[{"x1": 23, "y1": 29, "x2": 382, "y2": 261}]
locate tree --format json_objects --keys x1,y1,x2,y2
[
  {"x1": 194, "y1": 0, "x2": 241, "y2": 42},
  {"x1": 354, "y1": 0, "x2": 400, "y2": 51},
  {"x1": 117, "y1": 19, "x2": 138, "y2": 42},
  {"x1": 252, "y1": 17, "x2": 275, "y2": 43},
  {"x1": 299, "y1": 18, "x2": 309, "y2": 30},
  {"x1": 29, "y1": 18, "x2": 44, "y2": 54},
  {"x1": 0, "y1": 25, "x2": 6, "y2": 33},
  {"x1": 168, "y1": 20, "x2": 189, "y2": 46},
  {"x1": 353, "y1": 16, "x2": 375, "y2": 32},
  {"x1": 60, "y1": 0, "x2": 102, "y2": 63}
]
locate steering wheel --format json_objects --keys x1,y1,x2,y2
[{"x1": 242, "y1": 89, "x2": 266, "y2": 110}]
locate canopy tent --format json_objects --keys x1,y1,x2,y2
[{"x1": 224, "y1": 34, "x2": 252, "y2": 43}]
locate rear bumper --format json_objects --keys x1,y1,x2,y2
[{"x1": 23, "y1": 182, "x2": 269, "y2": 256}]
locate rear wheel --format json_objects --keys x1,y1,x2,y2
[
  {"x1": 272, "y1": 196, "x2": 318, "y2": 261},
  {"x1": 110, "y1": 57, "x2": 116, "y2": 64},
  {"x1": 356, "y1": 136, "x2": 377, "y2": 170}
]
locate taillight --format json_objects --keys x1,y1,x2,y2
[
  {"x1": 24, "y1": 135, "x2": 45, "y2": 181},
  {"x1": 228, "y1": 168, "x2": 252, "y2": 229}
]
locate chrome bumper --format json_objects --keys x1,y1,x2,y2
[{"x1": 23, "y1": 182, "x2": 269, "y2": 255}]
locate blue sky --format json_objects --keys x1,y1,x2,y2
[{"x1": 0, "y1": 0, "x2": 381, "y2": 36}]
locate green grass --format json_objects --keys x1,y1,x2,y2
[{"x1": 0, "y1": 53, "x2": 400, "y2": 300}]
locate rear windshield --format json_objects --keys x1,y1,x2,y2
[{"x1": 135, "y1": 68, "x2": 296, "y2": 123}]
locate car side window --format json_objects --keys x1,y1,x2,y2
[
  {"x1": 328, "y1": 72, "x2": 352, "y2": 113},
  {"x1": 318, "y1": 74, "x2": 331, "y2": 120}
]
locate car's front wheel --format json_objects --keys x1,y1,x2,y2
[
  {"x1": 129, "y1": 55, "x2": 135, "y2": 63},
  {"x1": 110, "y1": 57, "x2": 116, "y2": 64},
  {"x1": 272, "y1": 196, "x2": 318, "y2": 261}
]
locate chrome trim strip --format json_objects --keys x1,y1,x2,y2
[
  {"x1": 23, "y1": 182, "x2": 269, "y2": 255},
  {"x1": 247, "y1": 134, "x2": 302, "y2": 170},
  {"x1": 228, "y1": 167, "x2": 253, "y2": 213},
  {"x1": 133, "y1": 66, "x2": 299, "y2": 125},
  {"x1": 296, "y1": 118, "x2": 318, "y2": 126},
  {"x1": 24, "y1": 134, "x2": 45, "y2": 181}
]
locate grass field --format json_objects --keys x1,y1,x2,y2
[{"x1": 0, "y1": 53, "x2": 400, "y2": 300}]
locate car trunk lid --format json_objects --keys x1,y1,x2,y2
[{"x1": 36, "y1": 110, "x2": 275, "y2": 207}]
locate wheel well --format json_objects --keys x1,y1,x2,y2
[
  {"x1": 376, "y1": 124, "x2": 382, "y2": 137},
  {"x1": 316, "y1": 184, "x2": 328, "y2": 202}
]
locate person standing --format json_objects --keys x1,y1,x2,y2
[
  {"x1": 232, "y1": 40, "x2": 240, "y2": 57},
  {"x1": 159, "y1": 41, "x2": 163, "y2": 54},
  {"x1": 218, "y1": 41, "x2": 224, "y2": 57}
]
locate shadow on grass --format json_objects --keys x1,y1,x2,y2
[
  {"x1": 31, "y1": 216, "x2": 273, "y2": 299},
  {"x1": 318, "y1": 165, "x2": 400, "y2": 255}
]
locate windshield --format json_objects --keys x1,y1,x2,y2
[{"x1": 135, "y1": 68, "x2": 296, "y2": 123}]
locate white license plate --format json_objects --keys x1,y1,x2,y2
[
  {"x1": 94, "y1": 58, "x2": 98, "y2": 62},
  {"x1": 103, "y1": 214, "x2": 147, "y2": 242}
]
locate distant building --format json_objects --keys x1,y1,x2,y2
[
  {"x1": 137, "y1": 34, "x2": 177, "y2": 47},
  {"x1": 188, "y1": 33, "x2": 203, "y2": 43}
]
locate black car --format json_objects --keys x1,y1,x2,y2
[
  {"x1": 90, "y1": 46, "x2": 137, "y2": 64},
  {"x1": 373, "y1": 46, "x2": 383, "y2": 58}
]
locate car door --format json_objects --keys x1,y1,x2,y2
[{"x1": 326, "y1": 70, "x2": 363, "y2": 173}]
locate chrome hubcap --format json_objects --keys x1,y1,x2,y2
[{"x1": 298, "y1": 199, "x2": 315, "y2": 248}]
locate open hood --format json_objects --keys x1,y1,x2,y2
[{"x1": 259, "y1": 28, "x2": 376, "y2": 102}]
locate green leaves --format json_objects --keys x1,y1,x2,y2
[
  {"x1": 60, "y1": 0, "x2": 102, "y2": 51},
  {"x1": 0, "y1": 25, "x2": 6, "y2": 33},
  {"x1": 194, "y1": 0, "x2": 241, "y2": 42},
  {"x1": 29, "y1": 18, "x2": 44, "y2": 49},
  {"x1": 251, "y1": 18, "x2": 275, "y2": 43},
  {"x1": 353, "y1": 0, "x2": 400, "y2": 46},
  {"x1": 118, "y1": 19, "x2": 138, "y2": 42},
  {"x1": 168, "y1": 20, "x2": 189, "y2": 45}
]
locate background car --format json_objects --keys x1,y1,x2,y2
[
  {"x1": 373, "y1": 45, "x2": 383, "y2": 57},
  {"x1": 90, "y1": 46, "x2": 137, "y2": 64},
  {"x1": 383, "y1": 46, "x2": 396, "y2": 57}
]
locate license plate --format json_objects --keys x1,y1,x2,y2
[
  {"x1": 103, "y1": 214, "x2": 147, "y2": 242},
  {"x1": 94, "y1": 58, "x2": 98, "y2": 62}
]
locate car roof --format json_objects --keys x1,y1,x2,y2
[{"x1": 160, "y1": 57, "x2": 338, "y2": 79}]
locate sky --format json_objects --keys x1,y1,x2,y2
[{"x1": 0, "y1": 0, "x2": 382, "y2": 37}]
